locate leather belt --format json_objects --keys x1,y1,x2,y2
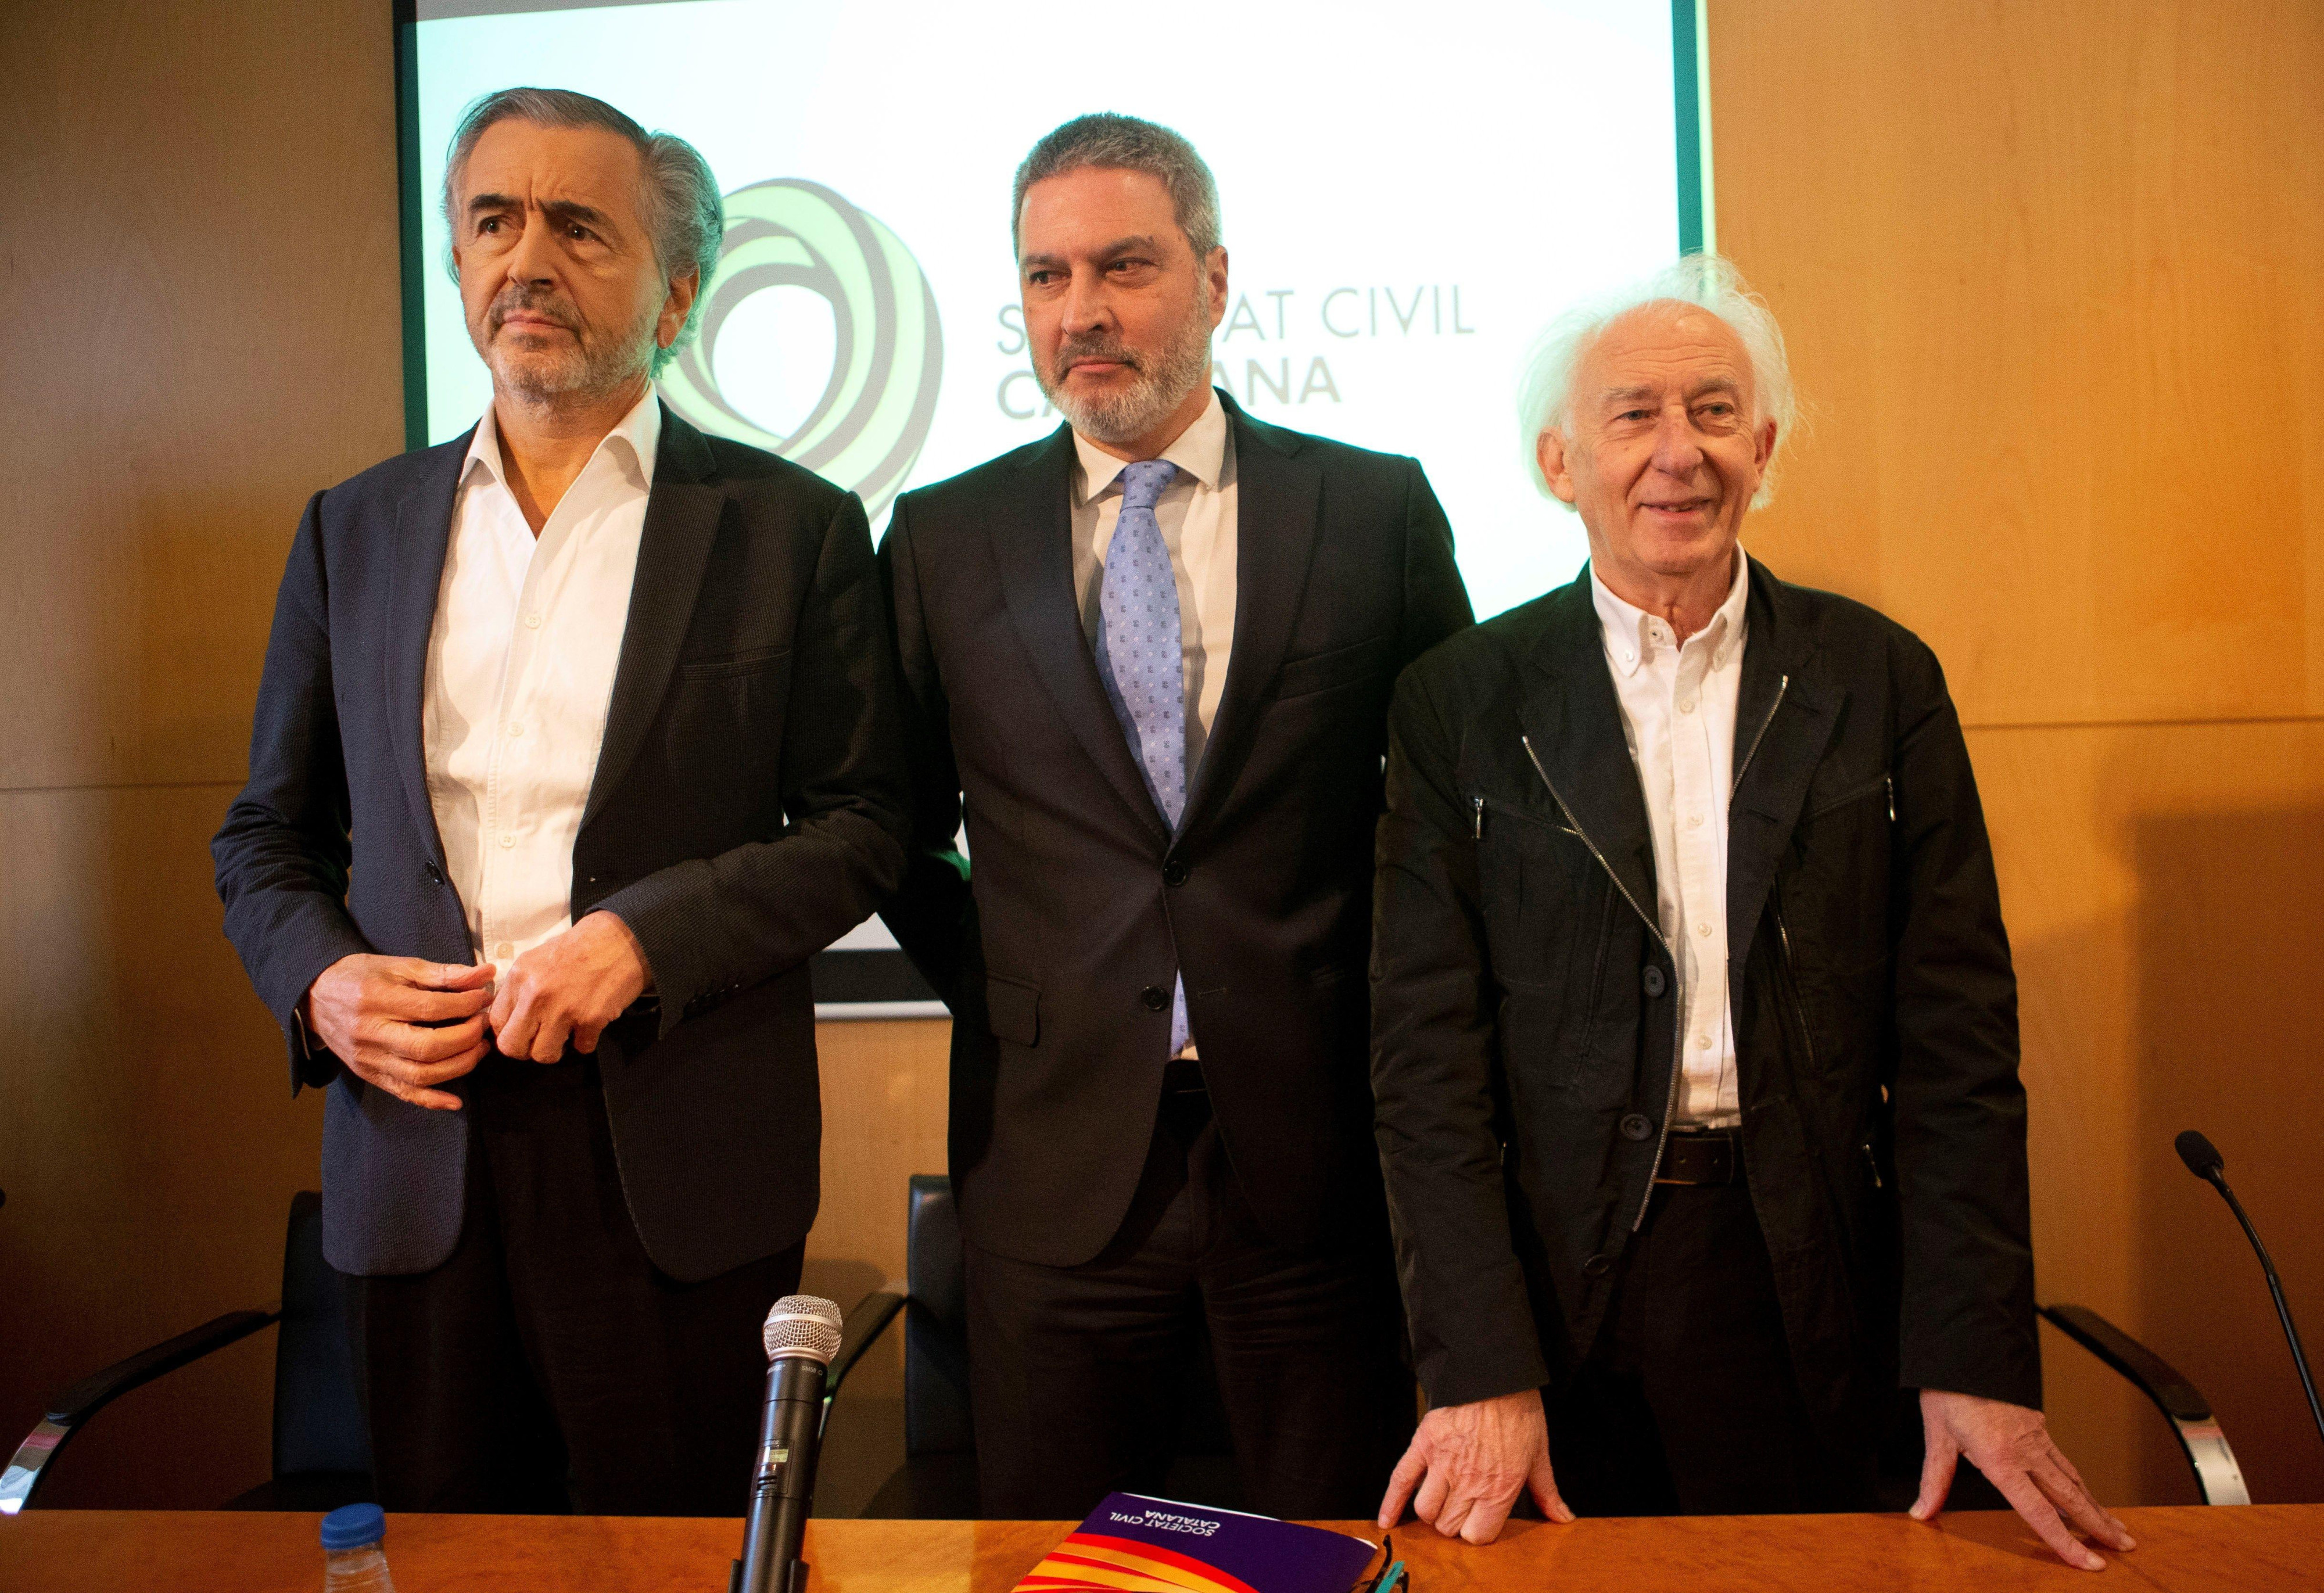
[{"x1": 1654, "y1": 1128, "x2": 1739, "y2": 1186}]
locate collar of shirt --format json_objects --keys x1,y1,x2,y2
[
  {"x1": 1070, "y1": 388, "x2": 1228, "y2": 505},
  {"x1": 1590, "y1": 544, "x2": 1752, "y2": 677},
  {"x1": 462, "y1": 385, "x2": 664, "y2": 498}
]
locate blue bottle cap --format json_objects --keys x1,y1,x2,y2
[{"x1": 320, "y1": 1502, "x2": 386, "y2": 1549}]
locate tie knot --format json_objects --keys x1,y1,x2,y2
[{"x1": 1118, "y1": 459, "x2": 1178, "y2": 513}]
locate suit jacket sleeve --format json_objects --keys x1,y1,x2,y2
[
  {"x1": 211, "y1": 490, "x2": 375, "y2": 1091},
  {"x1": 873, "y1": 496, "x2": 979, "y2": 1011},
  {"x1": 1397, "y1": 458, "x2": 1475, "y2": 666},
  {"x1": 596, "y1": 491, "x2": 912, "y2": 1037},
  {"x1": 1887, "y1": 639, "x2": 2040, "y2": 1408},
  {"x1": 1371, "y1": 663, "x2": 1552, "y2": 1408}
]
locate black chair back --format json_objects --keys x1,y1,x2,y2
[
  {"x1": 902, "y1": 1175, "x2": 974, "y2": 1457},
  {"x1": 270, "y1": 1190, "x2": 371, "y2": 1481}
]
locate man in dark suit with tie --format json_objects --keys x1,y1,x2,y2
[
  {"x1": 211, "y1": 89, "x2": 908, "y2": 1513},
  {"x1": 879, "y1": 113, "x2": 1474, "y2": 1517}
]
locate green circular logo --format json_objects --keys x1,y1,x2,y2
[{"x1": 661, "y1": 179, "x2": 943, "y2": 521}]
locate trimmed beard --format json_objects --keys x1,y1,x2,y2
[
  {"x1": 1037, "y1": 287, "x2": 1215, "y2": 447},
  {"x1": 476, "y1": 285, "x2": 658, "y2": 407}
]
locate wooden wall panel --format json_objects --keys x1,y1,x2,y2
[
  {"x1": 1714, "y1": 0, "x2": 2324, "y2": 729},
  {"x1": 0, "y1": 0, "x2": 400, "y2": 1508}
]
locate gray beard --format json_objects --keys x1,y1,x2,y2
[
  {"x1": 478, "y1": 293, "x2": 657, "y2": 408},
  {"x1": 1038, "y1": 300, "x2": 1215, "y2": 446}
]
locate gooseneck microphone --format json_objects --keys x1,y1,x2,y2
[
  {"x1": 2175, "y1": 1130, "x2": 2324, "y2": 1450},
  {"x1": 732, "y1": 1294, "x2": 843, "y2": 1593}
]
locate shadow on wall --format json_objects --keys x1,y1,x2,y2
[{"x1": 2135, "y1": 806, "x2": 2324, "y2": 1505}]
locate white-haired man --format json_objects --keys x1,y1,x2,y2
[{"x1": 1368, "y1": 257, "x2": 2132, "y2": 1569}]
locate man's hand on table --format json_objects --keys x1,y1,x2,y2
[
  {"x1": 1375, "y1": 1387, "x2": 1573, "y2": 1545},
  {"x1": 487, "y1": 911, "x2": 652, "y2": 1061},
  {"x1": 303, "y1": 955, "x2": 496, "y2": 1110},
  {"x1": 1913, "y1": 1388, "x2": 2135, "y2": 1570}
]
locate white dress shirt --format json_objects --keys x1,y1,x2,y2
[
  {"x1": 422, "y1": 389, "x2": 659, "y2": 966},
  {"x1": 1592, "y1": 547, "x2": 1752, "y2": 1128},
  {"x1": 1068, "y1": 390, "x2": 1236, "y2": 1058},
  {"x1": 1069, "y1": 389, "x2": 1238, "y2": 773}
]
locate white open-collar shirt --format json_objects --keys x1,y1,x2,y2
[
  {"x1": 1592, "y1": 546, "x2": 1752, "y2": 1128},
  {"x1": 422, "y1": 389, "x2": 658, "y2": 967}
]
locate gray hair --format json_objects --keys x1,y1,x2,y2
[
  {"x1": 440, "y1": 87, "x2": 724, "y2": 376},
  {"x1": 1518, "y1": 253, "x2": 1796, "y2": 509},
  {"x1": 1012, "y1": 113, "x2": 1222, "y2": 260}
]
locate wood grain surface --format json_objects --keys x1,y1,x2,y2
[{"x1": 2, "y1": 1508, "x2": 2319, "y2": 1592}]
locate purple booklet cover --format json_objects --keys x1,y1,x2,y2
[{"x1": 1010, "y1": 1491, "x2": 1379, "y2": 1593}]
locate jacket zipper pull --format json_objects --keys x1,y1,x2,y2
[
  {"x1": 1863, "y1": 1140, "x2": 1885, "y2": 1189},
  {"x1": 1885, "y1": 774, "x2": 1896, "y2": 822},
  {"x1": 1472, "y1": 794, "x2": 1485, "y2": 841}
]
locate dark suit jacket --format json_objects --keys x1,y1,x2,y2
[
  {"x1": 1371, "y1": 561, "x2": 2037, "y2": 1444},
  {"x1": 879, "y1": 392, "x2": 1474, "y2": 1267},
  {"x1": 213, "y1": 407, "x2": 910, "y2": 1281}
]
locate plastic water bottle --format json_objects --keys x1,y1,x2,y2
[{"x1": 320, "y1": 1502, "x2": 397, "y2": 1591}]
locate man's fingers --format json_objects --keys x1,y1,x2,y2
[
  {"x1": 1459, "y1": 1488, "x2": 1517, "y2": 1545},
  {"x1": 1910, "y1": 1430, "x2": 1959, "y2": 1522},
  {"x1": 409, "y1": 959, "x2": 496, "y2": 991},
  {"x1": 376, "y1": 981, "x2": 495, "y2": 1023},
  {"x1": 382, "y1": 1014, "x2": 489, "y2": 1064},
  {"x1": 572, "y1": 1021, "x2": 604, "y2": 1055},
  {"x1": 528, "y1": 1010, "x2": 573, "y2": 1063},
  {"x1": 1528, "y1": 1447, "x2": 1575, "y2": 1524},
  {"x1": 1991, "y1": 1466, "x2": 2105, "y2": 1572},
  {"x1": 1376, "y1": 1444, "x2": 1428, "y2": 1528},
  {"x1": 1410, "y1": 1462, "x2": 1450, "y2": 1528},
  {"x1": 1432, "y1": 1489, "x2": 1472, "y2": 1540},
  {"x1": 2032, "y1": 1453, "x2": 2135, "y2": 1552}
]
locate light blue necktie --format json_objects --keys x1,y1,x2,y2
[{"x1": 1095, "y1": 460, "x2": 1191, "y2": 1056}]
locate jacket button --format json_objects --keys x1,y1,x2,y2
[
  {"x1": 1641, "y1": 965, "x2": 1667, "y2": 998},
  {"x1": 1163, "y1": 859, "x2": 1189, "y2": 887},
  {"x1": 1139, "y1": 985, "x2": 1169, "y2": 1011},
  {"x1": 1582, "y1": 1253, "x2": 1615, "y2": 1279},
  {"x1": 1620, "y1": 1112, "x2": 1655, "y2": 1142},
  {"x1": 424, "y1": 861, "x2": 443, "y2": 884}
]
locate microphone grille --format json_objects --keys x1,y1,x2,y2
[
  {"x1": 2175, "y1": 1129, "x2": 2225, "y2": 1180},
  {"x1": 762, "y1": 1294, "x2": 844, "y2": 1365}
]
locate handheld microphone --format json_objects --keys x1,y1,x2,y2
[
  {"x1": 2175, "y1": 1129, "x2": 2324, "y2": 1450},
  {"x1": 732, "y1": 1294, "x2": 842, "y2": 1593}
]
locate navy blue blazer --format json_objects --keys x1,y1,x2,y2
[{"x1": 214, "y1": 407, "x2": 910, "y2": 1280}]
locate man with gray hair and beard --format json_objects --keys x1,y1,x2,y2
[
  {"x1": 213, "y1": 88, "x2": 908, "y2": 1512},
  {"x1": 880, "y1": 112, "x2": 1472, "y2": 1517},
  {"x1": 1368, "y1": 256, "x2": 2131, "y2": 1568}
]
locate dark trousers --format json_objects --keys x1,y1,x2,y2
[
  {"x1": 1545, "y1": 1180, "x2": 1876, "y2": 1516},
  {"x1": 965, "y1": 1087, "x2": 1415, "y2": 1520},
  {"x1": 342, "y1": 1053, "x2": 803, "y2": 1515}
]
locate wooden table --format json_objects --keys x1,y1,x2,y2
[{"x1": 1, "y1": 1506, "x2": 2317, "y2": 1591}]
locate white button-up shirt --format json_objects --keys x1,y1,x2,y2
[
  {"x1": 1592, "y1": 547, "x2": 1752, "y2": 1128},
  {"x1": 422, "y1": 390, "x2": 658, "y2": 966},
  {"x1": 1068, "y1": 389, "x2": 1238, "y2": 774}
]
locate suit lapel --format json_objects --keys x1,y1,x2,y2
[
  {"x1": 1724, "y1": 559, "x2": 1843, "y2": 971},
  {"x1": 992, "y1": 425, "x2": 1172, "y2": 847},
  {"x1": 383, "y1": 432, "x2": 471, "y2": 872},
  {"x1": 1178, "y1": 397, "x2": 1324, "y2": 839},
  {"x1": 1516, "y1": 576, "x2": 1662, "y2": 940},
  {"x1": 580, "y1": 407, "x2": 725, "y2": 830}
]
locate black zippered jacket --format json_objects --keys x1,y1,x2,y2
[{"x1": 1370, "y1": 558, "x2": 2037, "y2": 1444}]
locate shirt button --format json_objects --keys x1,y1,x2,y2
[
  {"x1": 1695, "y1": 920, "x2": 1712, "y2": 938},
  {"x1": 1679, "y1": 699, "x2": 1697, "y2": 715},
  {"x1": 499, "y1": 834, "x2": 516, "y2": 849},
  {"x1": 496, "y1": 942, "x2": 513, "y2": 959},
  {"x1": 1697, "y1": 1034, "x2": 1713, "y2": 1049},
  {"x1": 1687, "y1": 813, "x2": 1703, "y2": 828},
  {"x1": 525, "y1": 612, "x2": 543, "y2": 629},
  {"x1": 507, "y1": 722, "x2": 523, "y2": 737}
]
